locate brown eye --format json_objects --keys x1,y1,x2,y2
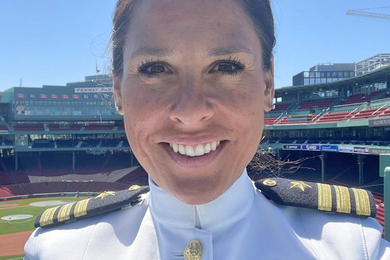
[
  {"x1": 138, "y1": 62, "x2": 170, "y2": 77},
  {"x1": 211, "y1": 60, "x2": 245, "y2": 76}
]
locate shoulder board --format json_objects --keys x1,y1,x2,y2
[
  {"x1": 255, "y1": 178, "x2": 376, "y2": 218},
  {"x1": 35, "y1": 185, "x2": 149, "y2": 228}
]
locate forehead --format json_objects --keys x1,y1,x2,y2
[{"x1": 126, "y1": 0, "x2": 262, "y2": 57}]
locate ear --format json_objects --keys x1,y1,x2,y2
[
  {"x1": 113, "y1": 75, "x2": 124, "y2": 115},
  {"x1": 263, "y1": 58, "x2": 275, "y2": 112}
]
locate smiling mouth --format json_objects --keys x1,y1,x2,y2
[{"x1": 168, "y1": 141, "x2": 222, "y2": 157}]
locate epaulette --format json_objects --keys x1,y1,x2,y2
[
  {"x1": 255, "y1": 178, "x2": 376, "y2": 218},
  {"x1": 35, "y1": 185, "x2": 149, "y2": 228}
]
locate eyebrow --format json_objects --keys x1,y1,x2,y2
[
  {"x1": 207, "y1": 45, "x2": 253, "y2": 57},
  {"x1": 130, "y1": 45, "x2": 253, "y2": 59},
  {"x1": 130, "y1": 46, "x2": 174, "y2": 59}
]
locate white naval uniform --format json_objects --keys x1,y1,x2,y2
[{"x1": 24, "y1": 169, "x2": 390, "y2": 259}]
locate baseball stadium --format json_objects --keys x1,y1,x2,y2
[{"x1": 0, "y1": 54, "x2": 390, "y2": 259}]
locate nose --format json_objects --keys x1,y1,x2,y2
[{"x1": 168, "y1": 79, "x2": 214, "y2": 126}]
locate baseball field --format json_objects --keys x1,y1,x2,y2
[{"x1": 0, "y1": 197, "x2": 86, "y2": 259}]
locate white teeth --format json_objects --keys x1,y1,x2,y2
[
  {"x1": 195, "y1": 145, "x2": 205, "y2": 156},
  {"x1": 185, "y1": 146, "x2": 195, "y2": 157},
  {"x1": 169, "y1": 141, "x2": 222, "y2": 157},
  {"x1": 172, "y1": 143, "x2": 179, "y2": 153},
  {"x1": 211, "y1": 141, "x2": 217, "y2": 151},
  {"x1": 178, "y1": 145, "x2": 186, "y2": 155},
  {"x1": 204, "y1": 143, "x2": 211, "y2": 154}
]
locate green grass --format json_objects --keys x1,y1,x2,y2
[
  {"x1": 0, "y1": 255, "x2": 24, "y2": 260},
  {"x1": 0, "y1": 197, "x2": 85, "y2": 235}
]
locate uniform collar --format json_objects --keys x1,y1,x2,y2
[{"x1": 149, "y1": 169, "x2": 255, "y2": 233}]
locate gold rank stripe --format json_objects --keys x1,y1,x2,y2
[
  {"x1": 40, "y1": 206, "x2": 60, "y2": 227},
  {"x1": 351, "y1": 188, "x2": 371, "y2": 216},
  {"x1": 57, "y1": 202, "x2": 76, "y2": 222},
  {"x1": 74, "y1": 199, "x2": 90, "y2": 218},
  {"x1": 317, "y1": 183, "x2": 332, "y2": 212},
  {"x1": 334, "y1": 185, "x2": 351, "y2": 214}
]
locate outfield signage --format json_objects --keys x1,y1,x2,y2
[
  {"x1": 339, "y1": 146, "x2": 354, "y2": 153},
  {"x1": 302, "y1": 144, "x2": 320, "y2": 151},
  {"x1": 74, "y1": 87, "x2": 113, "y2": 93},
  {"x1": 369, "y1": 148, "x2": 390, "y2": 155},
  {"x1": 369, "y1": 118, "x2": 390, "y2": 127},
  {"x1": 320, "y1": 145, "x2": 339, "y2": 152},
  {"x1": 353, "y1": 147, "x2": 370, "y2": 154},
  {"x1": 282, "y1": 145, "x2": 301, "y2": 150}
]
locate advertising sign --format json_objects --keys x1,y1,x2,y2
[
  {"x1": 369, "y1": 148, "x2": 390, "y2": 155},
  {"x1": 320, "y1": 145, "x2": 339, "y2": 152},
  {"x1": 302, "y1": 144, "x2": 320, "y2": 151},
  {"x1": 282, "y1": 145, "x2": 301, "y2": 150},
  {"x1": 339, "y1": 146, "x2": 354, "y2": 153},
  {"x1": 353, "y1": 147, "x2": 369, "y2": 154},
  {"x1": 369, "y1": 118, "x2": 390, "y2": 127}
]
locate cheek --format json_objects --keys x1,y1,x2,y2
[
  {"x1": 213, "y1": 76, "x2": 265, "y2": 124},
  {"x1": 120, "y1": 77, "x2": 176, "y2": 142}
]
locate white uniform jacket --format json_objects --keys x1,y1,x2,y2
[{"x1": 24, "y1": 170, "x2": 390, "y2": 259}]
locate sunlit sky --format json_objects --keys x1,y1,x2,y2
[{"x1": 0, "y1": 0, "x2": 389, "y2": 91}]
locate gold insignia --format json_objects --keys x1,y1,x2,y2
[
  {"x1": 262, "y1": 179, "x2": 277, "y2": 187},
  {"x1": 290, "y1": 181, "x2": 312, "y2": 192},
  {"x1": 317, "y1": 183, "x2": 332, "y2": 211},
  {"x1": 334, "y1": 185, "x2": 351, "y2": 214},
  {"x1": 40, "y1": 206, "x2": 60, "y2": 227},
  {"x1": 128, "y1": 185, "x2": 141, "y2": 191},
  {"x1": 57, "y1": 202, "x2": 76, "y2": 222},
  {"x1": 74, "y1": 199, "x2": 90, "y2": 217},
  {"x1": 184, "y1": 240, "x2": 203, "y2": 260},
  {"x1": 96, "y1": 191, "x2": 116, "y2": 200},
  {"x1": 351, "y1": 188, "x2": 371, "y2": 216}
]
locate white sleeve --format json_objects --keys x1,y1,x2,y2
[{"x1": 24, "y1": 228, "x2": 39, "y2": 260}]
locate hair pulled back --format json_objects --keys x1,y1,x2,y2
[{"x1": 111, "y1": 0, "x2": 275, "y2": 78}]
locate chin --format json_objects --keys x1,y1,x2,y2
[{"x1": 169, "y1": 177, "x2": 225, "y2": 205}]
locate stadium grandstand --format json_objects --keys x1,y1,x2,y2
[{"x1": 0, "y1": 54, "x2": 389, "y2": 236}]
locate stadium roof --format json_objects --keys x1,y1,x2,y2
[{"x1": 275, "y1": 64, "x2": 390, "y2": 96}]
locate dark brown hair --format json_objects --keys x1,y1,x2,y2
[{"x1": 111, "y1": 0, "x2": 276, "y2": 78}]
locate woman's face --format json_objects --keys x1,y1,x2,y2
[{"x1": 114, "y1": 0, "x2": 274, "y2": 204}]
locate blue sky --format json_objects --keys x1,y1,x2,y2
[{"x1": 0, "y1": 0, "x2": 389, "y2": 91}]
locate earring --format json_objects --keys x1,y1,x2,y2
[{"x1": 115, "y1": 102, "x2": 122, "y2": 112}]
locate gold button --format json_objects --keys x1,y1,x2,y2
[
  {"x1": 128, "y1": 185, "x2": 141, "y2": 191},
  {"x1": 184, "y1": 239, "x2": 203, "y2": 260},
  {"x1": 263, "y1": 179, "x2": 277, "y2": 187}
]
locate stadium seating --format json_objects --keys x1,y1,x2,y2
[
  {"x1": 56, "y1": 139, "x2": 79, "y2": 148},
  {"x1": 13, "y1": 124, "x2": 45, "y2": 131},
  {"x1": 84, "y1": 125, "x2": 115, "y2": 131},
  {"x1": 317, "y1": 111, "x2": 350, "y2": 123},
  {"x1": 264, "y1": 117, "x2": 279, "y2": 125},
  {"x1": 0, "y1": 171, "x2": 13, "y2": 185},
  {"x1": 0, "y1": 124, "x2": 9, "y2": 132},
  {"x1": 278, "y1": 114, "x2": 317, "y2": 124},
  {"x1": 48, "y1": 124, "x2": 82, "y2": 131},
  {"x1": 379, "y1": 107, "x2": 390, "y2": 117},
  {"x1": 350, "y1": 107, "x2": 387, "y2": 120},
  {"x1": 271, "y1": 103, "x2": 292, "y2": 113},
  {"x1": 339, "y1": 90, "x2": 385, "y2": 106},
  {"x1": 80, "y1": 139, "x2": 101, "y2": 148},
  {"x1": 297, "y1": 99, "x2": 335, "y2": 110}
]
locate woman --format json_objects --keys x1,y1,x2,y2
[{"x1": 25, "y1": 0, "x2": 390, "y2": 259}]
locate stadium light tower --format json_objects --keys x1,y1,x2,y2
[{"x1": 346, "y1": 10, "x2": 390, "y2": 20}]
